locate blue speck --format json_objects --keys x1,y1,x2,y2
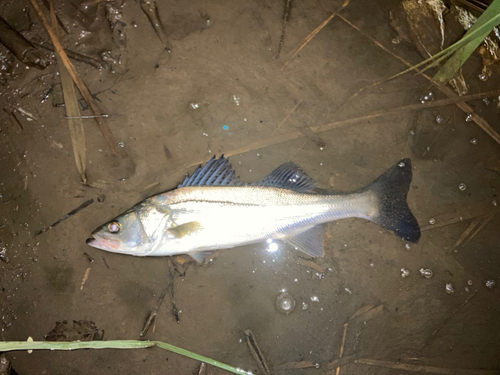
[{"x1": 222, "y1": 125, "x2": 229, "y2": 130}]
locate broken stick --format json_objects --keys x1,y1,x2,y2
[{"x1": 244, "y1": 330, "x2": 271, "y2": 375}]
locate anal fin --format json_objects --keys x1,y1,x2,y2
[{"x1": 285, "y1": 226, "x2": 325, "y2": 257}]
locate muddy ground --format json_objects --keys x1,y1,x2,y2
[{"x1": 1, "y1": 0, "x2": 499, "y2": 374}]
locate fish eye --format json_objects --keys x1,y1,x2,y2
[{"x1": 107, "y1": 221, "x2": 121, "y2": 233}]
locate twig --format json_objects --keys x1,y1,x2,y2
[
  {"x1": 462, "y1": 214, "x2": 494, "y2": 247},
  {"x1": 65, "y1": 115, "x2": 109, "y2": 119},
  {"x1": 244, "y1": 330, "x2": 271, "y2": 375},
  {"x1": 277, "y1": 355, "x2": 356, "y2": 370},
  {"x1": 356, "y1": 357, "x2": 496, "y2": 374},
  {"x1": 451, "y1": 217, "x2": 483, "y2": 251},
  {"x1": 167, "y1": 259, "x2": 180, "y2": 323},
  {"x1": 34, "y1": 41, "x2": 103, "y2": 69},
  {"x1": 336, "y1": 14, "x2": 500, "y2": 146},
  {"x1": 297, "y1": 259, "x2": 324, "y2": 273},
  {"x1": 28, "y1": 0, "x2": 122, "y2": 156},
  {"x1": 140, "y1": 282, "x2": 170, "y2": 337},
  {"x1": 197, "y1": 362, "x2": 207, "y2": 375},
  {"x1": 80, "y1": 267, "x2": 91, "y2": 290},
  {"x1": 35, "y1": 198, "x2": 94, "y2": 236},
  {"x1": 427, "y1": 290, "x2": 478, "y2": 343},
  {"x1": 83, "y1": 252, "x2": 95, "y2": 262},
  {"x1": 276, "y1": 0, "x2": 291, "y2": 59},
  {"x1": 274, "y1": 99, "x2": 303, "y2": 133},
  {"x1": 49, "y1": 1, "x2": 87, "y2": 183},
  {"x1": 102, "y1": 256, "x2": 110, "y2": 269},
  {"x1": 2, "y1": 108, "x2": 23, "y2": 130},
  {"x1": 335, "y1": 322, "x2": 348, "y2": 375},
  {"x1": 283, "y1": 0, "x2": 350, "y2": 67},
  {"x1": 421, "y1": 200, "x2": 500, "y2": 232}
]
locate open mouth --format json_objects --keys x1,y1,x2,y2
[{"x1": 86, "y1": 236, "x2": 121, "y2": 251}]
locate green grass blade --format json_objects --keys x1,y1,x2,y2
[
  {"x1": 434, "y1": 0, "x2": 500, "y2": 82},
  {"x1": 387, "y1": 1, "x2": 500, "y2": 81},
  {"x1": 0, "y1": 341, "x2": 252, "y2": 374}
]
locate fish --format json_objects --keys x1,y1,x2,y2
[{"x1": 86, "y1": 156, "x2": 420, "y2": 262}]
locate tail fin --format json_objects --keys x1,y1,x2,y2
[{"x1": 366, "y1": 159, "x2": 420, "y2": 243}]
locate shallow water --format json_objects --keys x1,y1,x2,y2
[{"x1": 1, "y1": 0, "x2": 499, "y2": 374}]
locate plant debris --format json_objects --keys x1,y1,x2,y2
[{"x1": 45, "y1": 320, "x2": 104, "y2": 341}]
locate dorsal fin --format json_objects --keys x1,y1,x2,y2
[
  {"x1": 178, "y1": 155, "x2": 243, "y2": 188},
  {"x1": 253, "y1": 162, "x2": 317, "y2": 192}
]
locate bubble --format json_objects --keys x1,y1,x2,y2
[
  {"x1": 118, "y1": 142, "x2": 124, "y2": 147},
  {"x1": 459, "y1": 183, "x2": 466, "y2": 191},
  {"x1": 445, "y1": 283, "x2": 454, "y2": 294},
  {"x1": 189, "y1": 102, "x2": 200, "y2": 110},
  {"x1": 314, "y1": 363, "x2": 320, "y2": 369},
  {"x1": 405, "y1": 244, "x2": 411, "y2": 250},
  {"x1": 429, "y1": 218, "x2": 436, "y2": 225},
  {"x1": 478, "y1": 73, "x2": 487, "y2": 81},
  {"x1": 492, "y1": 199, "x2": 497, "y2": 207},
  {"x1": 232, "y1": 95, "x2": 240, "y2": 106},
  {"x1": 435, "y1": 115, "x2": 444, "y2": 124},
  {"x1": 470, "y1": 138, "x2": 478, "y2": 145},
  {"x1": 465, "y1": 114, "x2": 473, "y2": 122},
  {"x1": 486, "y1": 280, "x2": 495, "y2": 289},
  {"x1": 419, "y1": 268, "x2": 433, "y2": 278},
  {"x1": 467, "y1": 280, "x2": 473, "y2": 285},
  {"x1": 276, "y1": 293, "x2": 295, "y2": 314},
  {"x1": 391, "y1": 37, "x2": 400, "y2": 44},
  {"x1": 302, "y1": 302, "x2": 309, "y2": 310},
  {"x1": 483, "y1": 97, "x2": 491, "y2": 106},
  {"x1": 401, "y1": 268, "x2": 410, "y2": 278},
  {"x1": 398, "y1": 161, "x2": 405, "y2": 168},
  {"x1": 310, "y1": 296, "x2": 319, "y2": 302}
]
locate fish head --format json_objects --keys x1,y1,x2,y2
[{"x1": 86, "y1": 209, "x2": 153, "y2": 255}]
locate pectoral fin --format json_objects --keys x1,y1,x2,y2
[
  {"x1": 285, "y1": 226, "x2": 325, "y2": 257},
  {"x1": 189, "y1": 251, "x2": 215, "y2": 263},
  {"x1": 167, "y1": 221, "x2": 202, "y2": 239}
]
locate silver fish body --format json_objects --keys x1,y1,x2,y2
[{"x1": 87, "y1": 156, "x2": 420, "y2": 261}]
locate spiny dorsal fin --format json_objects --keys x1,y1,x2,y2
[
  {"x1": 178, "y1": 155, "x2": 243, "y2": 188},
  {"x1": 253, "y1": 162, "x2": 317, "y2": 192},
  {"x1": 285, "y1": 225, "x2": 325, "y2": 257}
]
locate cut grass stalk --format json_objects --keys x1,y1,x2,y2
[{"x1": 0, "y1": 340, "x2": 251, "y2": 374}]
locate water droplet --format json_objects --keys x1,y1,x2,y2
[
  {"x1": 311, "y1": 296, "x2": 319, "y2": 302},
  {"x1": 391, "y1": 37, "x2": 400, "y2": 44},
  {"x1": 459, "y1": 183, "x2": 466, "y2": 191},
  {"x1": 232, "y1": 95, "x2": 240, "y2": 106},
  {"x1": 398, "y1": 161, "x2": 405, "y2": 168},
  {"x1": 486, "y1": 280, "x2": 495, "y2": 289},
  {"x1": 401, "y1": 268, "x2": 410, "y2": 278},
  {"x1": 435, "y1": 115, "x2": 444, "y2": 124},
  {"x1": 344, "y1": 287, "x2": 352, "y2": 294},
  {"x1": 419, "y1": 268, "x2": 433, "y2": 278},
  {"x1": 405, "y1": 244, "x2": 411, "y2": 250},
  {"x1": 478, "y1": 73, "x2": 487, "y2": 81},
  {"x1": 470, "y1": 138, "x2": 478, "y2": 145},
  {"x1": 276, "y1": 293, "x2": 295, "y2": 314},
  {"x1": 429, "y1": 218, "x2": 436, "y2": 225},
  {"x1": 118, "y1": 142, "x2": 124, "y2": 147},
  {"x1": 445, "y1": 283, "x2": 454, "y2": 294},
  {"x1": 465, "y1": 114, "x2": 473, "y2": 122}
]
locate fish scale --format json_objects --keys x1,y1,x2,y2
[{"x1": 87, "y1": 156, "x2": 420, "y2": 261}]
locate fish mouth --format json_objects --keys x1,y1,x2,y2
[{"x1": 86, "y1": 236, "x2": 121, "y2": 251}]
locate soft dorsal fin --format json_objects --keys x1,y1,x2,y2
[
  {"x1": 253, "y1": 162, "x2": 317, "y2": 192},
  {"x1": 285, "y1": 225, "x2": 325, "y2": 257},
  {"x1": 178, "y1": 155, "x2": 243, "y2": 188}
]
